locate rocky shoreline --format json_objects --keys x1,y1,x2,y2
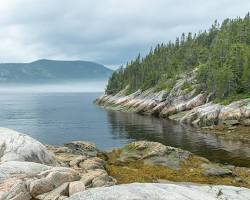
[
  {"x1": 96, "y1": 91, "x2": 250, "y2": 128},
  {"x1": 96, "y1": 69, "x2": 250, "y2": 130},
  {"x1": 0, "y1": 127, "x2": 250, "y2": 200},
  {"x1": 96, "y1": 73, "x2": 250, "y2": 145}
]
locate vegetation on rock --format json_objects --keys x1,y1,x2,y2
[{"x1": 105, "y1": 142, "x2": 250, "y2": 188}]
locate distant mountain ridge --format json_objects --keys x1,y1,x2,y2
[{"x1": 0, "y1": 59, "x2": 113, "y2": 83}]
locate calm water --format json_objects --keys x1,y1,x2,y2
[{"x1": 0, "y1": 92, "x2": 250, "y2": 167}]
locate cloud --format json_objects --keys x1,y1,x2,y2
[{"x1": 0, "y1": 0, "x2": 249, "y2": 68}]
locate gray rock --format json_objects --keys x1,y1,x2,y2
[
  {"x1": 201, "y1": 163, "x2": 233, "y2": 177},
  {"x1": 0, "y1": 128, "x2": 56, "y2": 165},
  {"x1": 91, "y1": 174, "x2": 111, "y2": 188},
  {"x1": 64, "y1": 141, "x2": 98, "y2": 157},
  {"x1": 66, "y1": 183, "x2": 250, "y2": 200},
  {"x1": 69, "y1": 181, "x2": 85, "y2": 196},
  {"x1": 80, "y1": 169, "x2": 115, "y2": 188},
  {"x1": 1, "y1": 182, "x2": 31, "y2": 200},
  {"x1": 78, "y1": 157, "x2": 105, "y2": 171},
  {"x1": 241, "y1": 118, "x2": 250, "y2": 126},
  {"x1": 224, "y1": 120, "x2": 240, "y2": 126},
  {"x1": 69, "y1": 156, "x2": 86, "y2": 168},
  {"x1": 48, "y1": 142, "x2": 116, "y2": 189},
  {"x1": 35, "y1": 182, "x2": 69, "y2": 200},
  {"x1": 29, "y1": 167, "x2": 80, "y2": 197},
  {"x1": 58, "y1": 196, "x2": 68, "y2": 200}
]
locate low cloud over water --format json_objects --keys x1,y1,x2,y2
[{"x1": 0, "y1": 81, "x2": 107, "y2": 93}]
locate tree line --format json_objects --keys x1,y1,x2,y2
[{"x1": 106, "y1": 13, "x2": 250, "y2": 103}]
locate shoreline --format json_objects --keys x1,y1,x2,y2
[
  {"x1": 0, "y1": 128, "x2": 250, "y2": 199},
  {"x1": 96, "y1": 90, "x2": 250, "y2": 143}
]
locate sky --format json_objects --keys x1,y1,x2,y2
[{"x1": 0, "y1": 0, "x2": 249, "y2": 69}]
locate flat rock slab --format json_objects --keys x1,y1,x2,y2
[{"x1": 66, "y1": 183, "x2": 250, "y2": 200}]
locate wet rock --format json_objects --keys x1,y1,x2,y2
[
  {"x1": 0, "y1": 128, "x2": 56, "y2": 165},
  {"x1": 116, "y1": 141, "x2": 192, "y2": 170},
  {"x1": 201, "y1": 163, "x2": 233, "y2": 177},
  {"x1": 64, "y1": 141, "x2": 98, "y2": 157}
]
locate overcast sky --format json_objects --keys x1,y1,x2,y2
[{"x1": 0, "y1": 0, "x2": 249, "y2": 69}]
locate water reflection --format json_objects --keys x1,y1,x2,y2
[
  {"x1": 0, "y1": 92, "x2": 249, "y2": 167},
  {"x1": 106, "y1": 110, "x2": 250, "y2": 167}
]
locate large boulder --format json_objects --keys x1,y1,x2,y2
[
  {"x1": 66, "y1": 183, "x2": 250, "y2": 200},
  {"x1": 0, "y1": 128, "x2": 56, "y2": 165}
]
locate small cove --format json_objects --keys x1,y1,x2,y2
[{"x1": 0, "y1": 92, "x2": 249, "y2": 167}]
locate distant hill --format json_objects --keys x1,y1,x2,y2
[{"x1": 0, "y1": 59, "x2": 113, "y2": 83}]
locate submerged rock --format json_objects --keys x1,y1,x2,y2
[{"x1": 66, "y1": 183, "x2": 250, "y2": 200}]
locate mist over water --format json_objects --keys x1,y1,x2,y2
[{"x1": 0, "y1": 80, "x2": 108, "y2": 93}]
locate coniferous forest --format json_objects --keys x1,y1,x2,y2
[{"x1": 106, "y1": 14, "x2": 250, "y2": 103}]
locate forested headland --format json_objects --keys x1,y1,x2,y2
[{"x1": 106, "y1": 13, "x2": 250, "y2": 104}]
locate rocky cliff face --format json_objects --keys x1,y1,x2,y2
[{"x1": 96, "y1": 72, "x2": 250, "y2": 128}]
